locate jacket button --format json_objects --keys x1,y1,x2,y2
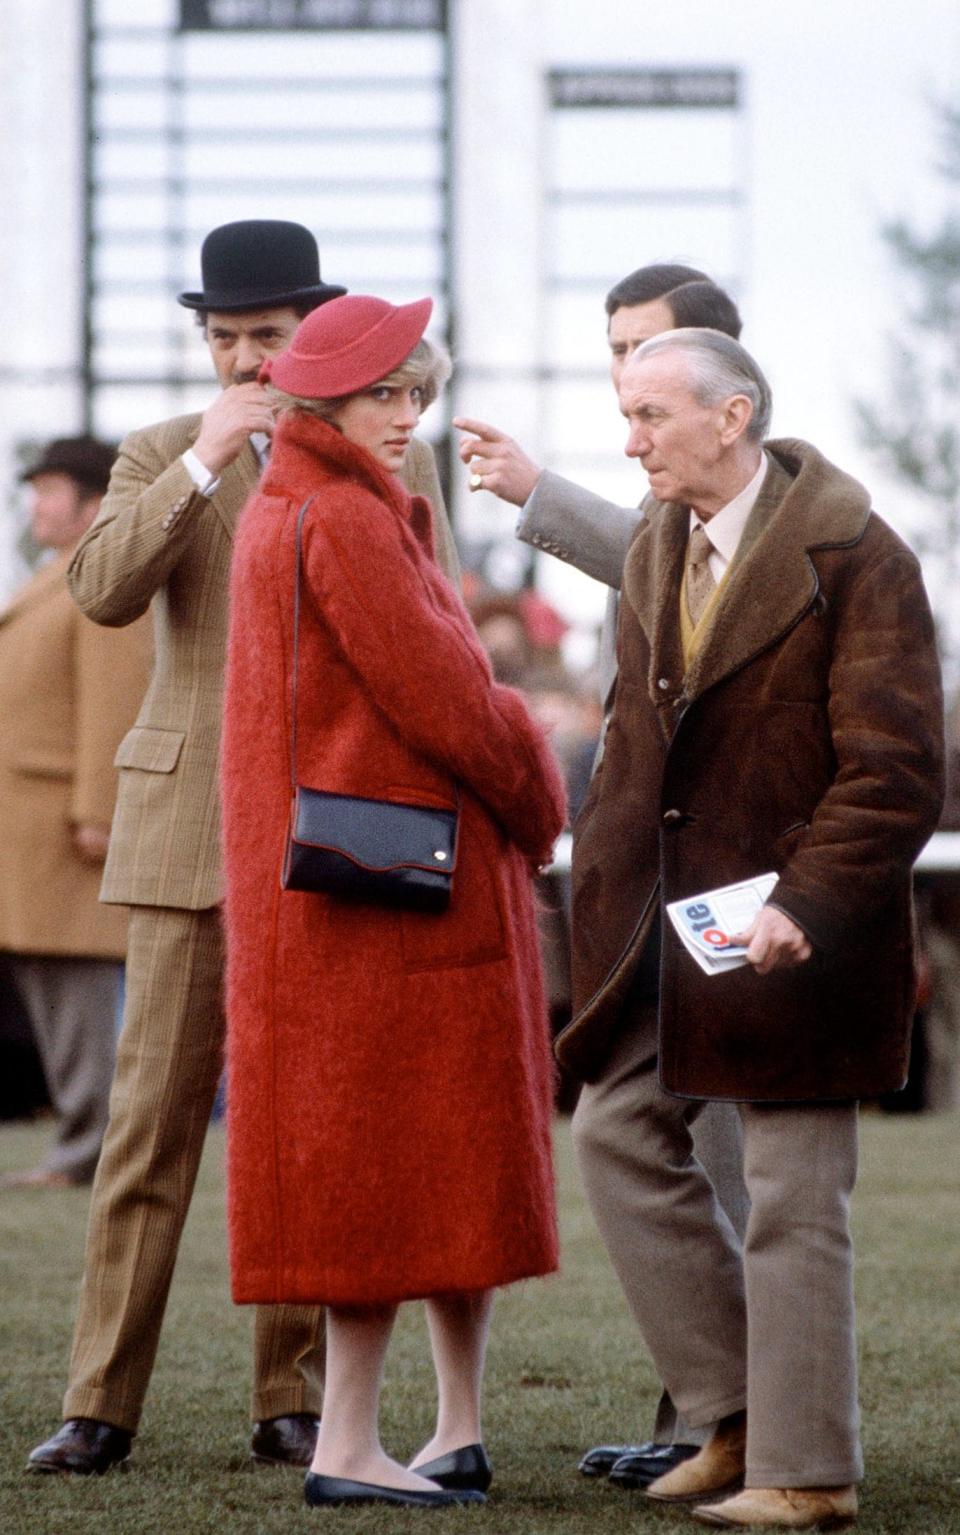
[
  {"x1": 662, "y1": 808, "x2": 684, "y2": 826},
  {"x1": 657, "y1": 677, "x2": 671, "y2": 691}
]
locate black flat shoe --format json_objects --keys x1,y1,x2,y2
[
  {"x1": 609, "y1": 1442, "x2": 700, "y2": 1489},
  {"x1": 305, "y1": 1472, "x2": 486, "y2": 1508},
  {"x1": 412, "y1": 1443, "x2": 492, "y2": 1492},
  {"x1": 27, "y1": 1418, "x2": 132, "y2": 1475}
]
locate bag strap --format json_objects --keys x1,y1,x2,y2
[
  {"x1": 288, "y1": 492, "x2": 460, "y2": 820},
  {"x1": 289, "y1": 497, "x2": 314, "y2": 795}
]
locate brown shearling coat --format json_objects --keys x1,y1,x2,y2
[{"x1": 558, "y1": 440, "x2": 945, "y2": 1100}]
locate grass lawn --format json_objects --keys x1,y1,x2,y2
[{"x1": 0, "y1": 1111, "x2": 957, "y2": 1534}]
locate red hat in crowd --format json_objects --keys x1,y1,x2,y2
[{"x1": 262, "y1": 294, "x2": 433, "y2": 398}]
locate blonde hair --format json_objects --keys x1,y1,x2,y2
[{"x1": 269, "y1": 336, "x2": 452, "y2": 422}]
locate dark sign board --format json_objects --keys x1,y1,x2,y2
[
  {"x1": 179, "y1": 0, "x2": 446, "y2": 29},
  {"x1": 549, "y1": 68, "x2": 739, "y2": 110}
]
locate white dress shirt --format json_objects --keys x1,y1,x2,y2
[{"x1": 690, "y1": 450, "x2": 769, "y2": 584}]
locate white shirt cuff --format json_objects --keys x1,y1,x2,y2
[{"x1": 181, "y1": 448, "x2": 221, "y2": 498}]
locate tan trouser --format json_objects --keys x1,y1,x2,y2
[
  {"x1": 63, "y1": 906, "x2": 324, "y2": 1433},
  {"x1": 650, "y1": 1098, "x2": 748, "y2": 1445},
  {"x1": 572, "y1": 1002, "x2": 863, "y2": 1487},
  {"x1": 8, "y1": 954, "x2": 119, "y2": 1183}
]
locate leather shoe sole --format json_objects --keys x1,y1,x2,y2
[
  {"x1": 412, "y1": 1443, "x2": 492, "y2": 1492},
  {"x1": 692, "y1": 1485, "x2": 857, "y2": 1529},
  {"x1": 305, "y1": 1472, "x2": 486, "y2": 1507},
  {"x1": 610, "y1": 1443, "x2": 700, "y2": 1489}
]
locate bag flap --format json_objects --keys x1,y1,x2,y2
[
  {"x1": 114, "y1": 726, "x2": 186, "y2": 773},
  {"x1": 293, "y1": 788, "x2": 458, "y2": 874}
]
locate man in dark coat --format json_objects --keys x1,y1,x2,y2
[{"x1": 559, "y1": 328, "x2": 944, "y2": 1530}]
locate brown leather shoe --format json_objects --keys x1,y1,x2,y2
[
  {"x1": 250, "y1": 1412, "x2": 320, "y2": 1466},
  {"x1": 693, "y1": 1485, "x2": 858, "y2": 1529},
  {"x1": 646, "y1": 1411, "x2": 746, "y2": 1504},
  {"x1": 27, "y1": 1418, "x2": 132, "y2": 1474}
]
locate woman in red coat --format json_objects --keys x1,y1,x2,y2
[{"x1": 221, "y1": 295, "x2": 566, "y2": 1510}]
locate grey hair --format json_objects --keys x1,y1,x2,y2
[
  {"x1": 630, "y1": 328, "x2": 772, "y2": 441},
  {"x1": 268, "y1": 336, "x2": 452, "y2": 423}
]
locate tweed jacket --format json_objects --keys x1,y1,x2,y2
[
  {"x1": 67, "y1": 413, "x2": 454, "y2": 911},
  {"x1": 558, "y1": 440, "x2": 945, "y2": 1100},
  {"x1": 0, "y1": 551, "x2": 151, "y2": 957}
]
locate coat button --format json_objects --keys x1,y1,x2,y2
[
  {"x1": 657, "y1": 677, "x2": 671, "y2": 691},
  {"x1": 662, "y1": 808, "x2": 684, "y2": 826}
]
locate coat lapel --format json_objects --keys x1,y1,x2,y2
[{"x1": 622, "y1": 502, "x2": 688, "y2": 731}]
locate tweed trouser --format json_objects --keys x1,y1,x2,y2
[
  {"x1": 572, "y1": 1002, "x2": 863, "y2": 1487},
  {"x1": 63, "y1": 905, "x2": 324, "y2": 1433},
  {"x1": 8, "y1": 955, "x2": 119, "y2": 1184}
]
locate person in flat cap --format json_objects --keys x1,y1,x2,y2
[
  {"x1": 28, "y1": 223, "x2": 459, "y2": 1477},
  {"x1": 221, "y1": 294, "x2": 564, "y2": 1510},
  {"x1": 0, "y1": 437, "x2": 151, "y2": 1190}
]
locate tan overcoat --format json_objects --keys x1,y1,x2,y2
[
  {"x1": 0, "y1": 552, "x2": 151, "y2": 957},
  {"x1": 67, "y1": 414, "x2": 455, "y2": 910},
  {"x1": 558, "y1": 441, "x2": 945, "y2": 1100}
]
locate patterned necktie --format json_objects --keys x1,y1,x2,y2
[{"x1": 686, "y1": 523, "x2": 716, "y2": 627}]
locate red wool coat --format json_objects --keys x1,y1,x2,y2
[{"x1": 222, "y1": 411, "x2": 566, "y2": 1306}]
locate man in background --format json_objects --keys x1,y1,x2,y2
[
  {"x1": 455, "y1": 265, "x2": 748, "y2": 1488},
  {"x1": 0, "y1": 436, "x2": 150, "y2": 1188}
]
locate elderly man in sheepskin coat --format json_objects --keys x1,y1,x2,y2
[{"x1": 558, "y1": 329, "x2": 944, "y2": 1531}]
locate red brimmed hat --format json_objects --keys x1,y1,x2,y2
[{"x1": 261, "y1": 294, "x2": 433, "y2": 398}]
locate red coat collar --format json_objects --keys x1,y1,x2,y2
[{"x1": 262, "y1": 410, "x2": 414, "y2": 522}]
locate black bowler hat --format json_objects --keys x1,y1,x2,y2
[
  {"x1": 178, "y1": 220, "x2": 347, "y2": 312},
  {"x1": 21, "y1": 436, "x2": 116, "y2": 496}
]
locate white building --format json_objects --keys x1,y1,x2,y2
[{"x1": 2, "y1": 0, "x2": 958, "y2": 666}]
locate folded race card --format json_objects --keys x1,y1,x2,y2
[{"x1": 666, "y1": 874, "x2": 780, "y2": 975}]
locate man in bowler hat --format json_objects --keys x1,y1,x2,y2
[{"x1": 28, "y1": 221, "x2": 458, "y2": 1475}]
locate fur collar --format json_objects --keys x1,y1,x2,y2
[
  {"x1": 261, "y1": 410, "x2": 413, "y2": 521},
  {"x1": 622, "y1": 438, "x2": 872, "y2": 711}
]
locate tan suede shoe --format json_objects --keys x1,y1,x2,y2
[
  {"x1": 692, "y1": 1485, "x2": 858, "y2": 1529},
  {"x1": 645, "y1": 1411, "x2": 746, "y2": 1504}
]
